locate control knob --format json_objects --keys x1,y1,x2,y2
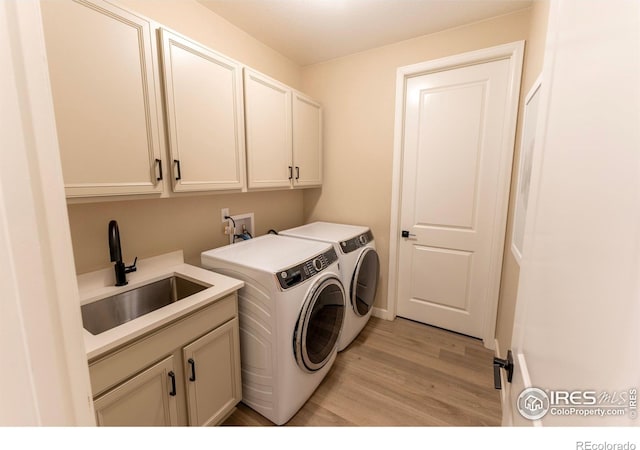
[{"x1": 312, "y1": 258, "x2": 323, "y2": 271}]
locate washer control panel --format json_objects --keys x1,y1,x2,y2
[
  {"x1": 277, "y1": 247, "x2": 338, "y2": 290},
  {"x1": 339, "y1": 230, "x2": 374, "y2": 254}
]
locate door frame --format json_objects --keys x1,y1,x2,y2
[
  {"x1": 386, "y1": 41, "x2": 524, "y2": 348},
  {"x1": 1, "y1": 0, "x2": 95, "y2": 424}
]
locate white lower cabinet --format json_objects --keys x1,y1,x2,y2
[
  {"x1": 183, "y1": 320, "x2": 241, "y2": 426},
  {"x1": 88, "y1": 295, "x2": 241, "y2": 426},
  {"x1": 94, "y1": 356, "x2": 179, "y2": 426}
]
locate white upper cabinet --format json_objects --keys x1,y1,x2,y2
[
  {"x1": 292, "y1": 92, "x2": 323, "y2": 187},
  {"x1": 244, "y1": 69, "x2": 322, "y2": 189},
  {"x1": 159, "y1": 28, "x2": 246, "y2": 192},
  {"x1": 41, "y1": 0, "x2": 165, "y2": 198},
  {"x1": 244, "y1": 69, "x2": 293, "y2": 189},
  {"x1": 42, "y1": 0, "x2": 320, "y2": 199}
]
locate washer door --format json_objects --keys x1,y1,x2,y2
[
  {"x1": 351, "y1": 247, "x2": 380, "y2": 316},
  {"x1": 294, "y1": 277, "x2": 345, "y2": 372}
]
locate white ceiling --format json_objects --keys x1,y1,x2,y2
[{"x1": 197, "y1": 0, "x2": 532, "y2": 66}]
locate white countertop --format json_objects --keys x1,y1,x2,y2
[{"x1": 77, "y1": 250, "x2": 244, "y2": 360}]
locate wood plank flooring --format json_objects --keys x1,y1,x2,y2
[{"x1": 222, "y1": 317, "x2": 501, "y2": 426}]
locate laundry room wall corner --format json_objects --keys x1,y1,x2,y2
[{"x1": 302, "y1": 8, "x2": 532, "y2": 315}]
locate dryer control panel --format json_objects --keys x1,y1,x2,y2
[
  {"x1": 339, "y1": 230, "x2": 374, "y2": 254},
  {"x1": 277, "y1": 247, "x2": 338, "y2": 290}
]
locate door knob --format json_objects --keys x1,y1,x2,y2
[{"x1": 401, "y1": 230, "x2": 416, "y2": 238}]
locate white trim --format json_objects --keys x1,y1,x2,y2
[
  {"x1": 511, "y1": 74, "x2": 543, "y2": 264},
  {"x1": 0, "y1": 1, "x2": 94, "y2": 425},
  {"x1": 496, "y1": 340, "x2": 543, "y2": 427},
  {"x1": 494, "y1": 338, "x2": 512, "y2": 427},
  {"x1": 371, "y1": 307, "x2": 394, "y2": 321},
  {"x1": 386, "y1": 41, "x2": 525, "y2": 349}
]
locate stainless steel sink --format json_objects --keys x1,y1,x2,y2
[{"x1": 81, "y1": 275, "x2": 210, "y2": 335}]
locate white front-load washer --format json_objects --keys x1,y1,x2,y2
[
  {"x1": 201, "y1": 234, "x2": 345, "y2": 425},
  {"x1": 280, "y1": 222, "x2": 380, "y2": 351}
]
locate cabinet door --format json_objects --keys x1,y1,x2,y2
[
  {"x1": 292, "y1": 92, "x2": 323, "y2": 187},
  {"x1": 244, "y1": 69, "x2": 293, "y2": 189},
  {"x1": 183, "y1": 318, "x2": 241, "y2": 426},
  {"x1": 40, "y1": 0, "x2": 164, "y2": 198},
  {"x1": 93, "y1": 356, "x2": 178, "y2": 426},
  {"x1": 159, "y1": 29, "x2": 246, "y2": 192}
]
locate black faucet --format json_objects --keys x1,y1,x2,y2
[{"x1": 108, "y1": 220, "x2": 137, "y2": 286}]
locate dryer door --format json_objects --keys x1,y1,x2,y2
[
  {"x1": 351, "y1": 247, "x2": 380, "y2": 316},
  {"x1": 294, "y1": 277, "x2": 345, "y2": 372}
]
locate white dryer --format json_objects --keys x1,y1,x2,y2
[
  {"x1": 280, "y1": 222, "x2": 379, "y2": 351},
  {"x1": 201, "y1": 234, "x2": 345, "y2": 425}
]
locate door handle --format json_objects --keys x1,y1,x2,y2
[
  {"x1": 493, "y1": 350, "x2": 514, "y2": 390},
  {"x1": 288, "y1": 166, "x2": 293, "y2": 180},
  {"x1": 295, "y1": 166, "x2": 300, "y2": 180},
  {"x1": 401, "y1": 230, "x2": 416, "y2": 238}
]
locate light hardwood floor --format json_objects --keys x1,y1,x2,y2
[{"x1": 223, "y1": 317, "x2": 502, "y2": 426}]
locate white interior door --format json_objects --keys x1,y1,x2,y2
[
  {"x1": 396, "y1": 51, "x2": 521, "y2": 340},
  {"x1": 504, "y1": 0, "x2": 640, "y2": 427},
  {"x1": 0, "y1": 0, "x2": 94, "y2": 425}
]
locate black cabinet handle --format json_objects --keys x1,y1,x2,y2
[
  {"x1": 288, "y1": 166, "x2": 293, "y2": 180},
  {"x1": 155, "y1": 158, "x2": 163, "y2": 181},
  {"x1": 174, "y1": 159, "x2": 182, "y2": 181},
  {"x1": 188, "y1": 358, "x2": 196, "y2": 382},
  {"x1": 295, "y1": 166, "x2": 300, "y2": 180},
  {"x1": 168, "y1": 371, "x2": 176, "y2": 396}
]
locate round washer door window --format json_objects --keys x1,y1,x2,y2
[
  {"x1": 351, "y1": 247, "x2": 380, "y2": 316},
  {"x1": 294, "y1": 277, "x2": 345, "y2": 372}
]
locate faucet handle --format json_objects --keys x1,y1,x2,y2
[{"x1": 125, "y1": 257, "x2": 137, "y2": 274}]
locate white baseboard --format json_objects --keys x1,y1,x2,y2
[
  {"x1": 371, "y1": 307, "x2": 394, "y2": 321},
  {"x1": 495, "y1": 338, "x2": 513, "y2": 426}
]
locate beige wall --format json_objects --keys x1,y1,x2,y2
[
  {"x1": 69, "y1": 190, "x2": 303, "y2": 273},
  {"x1": 68, "y1": 0, "x2": 305, "y2": 274},
  {"x1": 116, "y1": 0, "x2": 302, "y2": 89},
  {"x1": 495, "y1": 1, "x2": 550, "y2": 355},
  {"x1": 301, "y1": 9, "x2": 533, "y2": 313}
]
